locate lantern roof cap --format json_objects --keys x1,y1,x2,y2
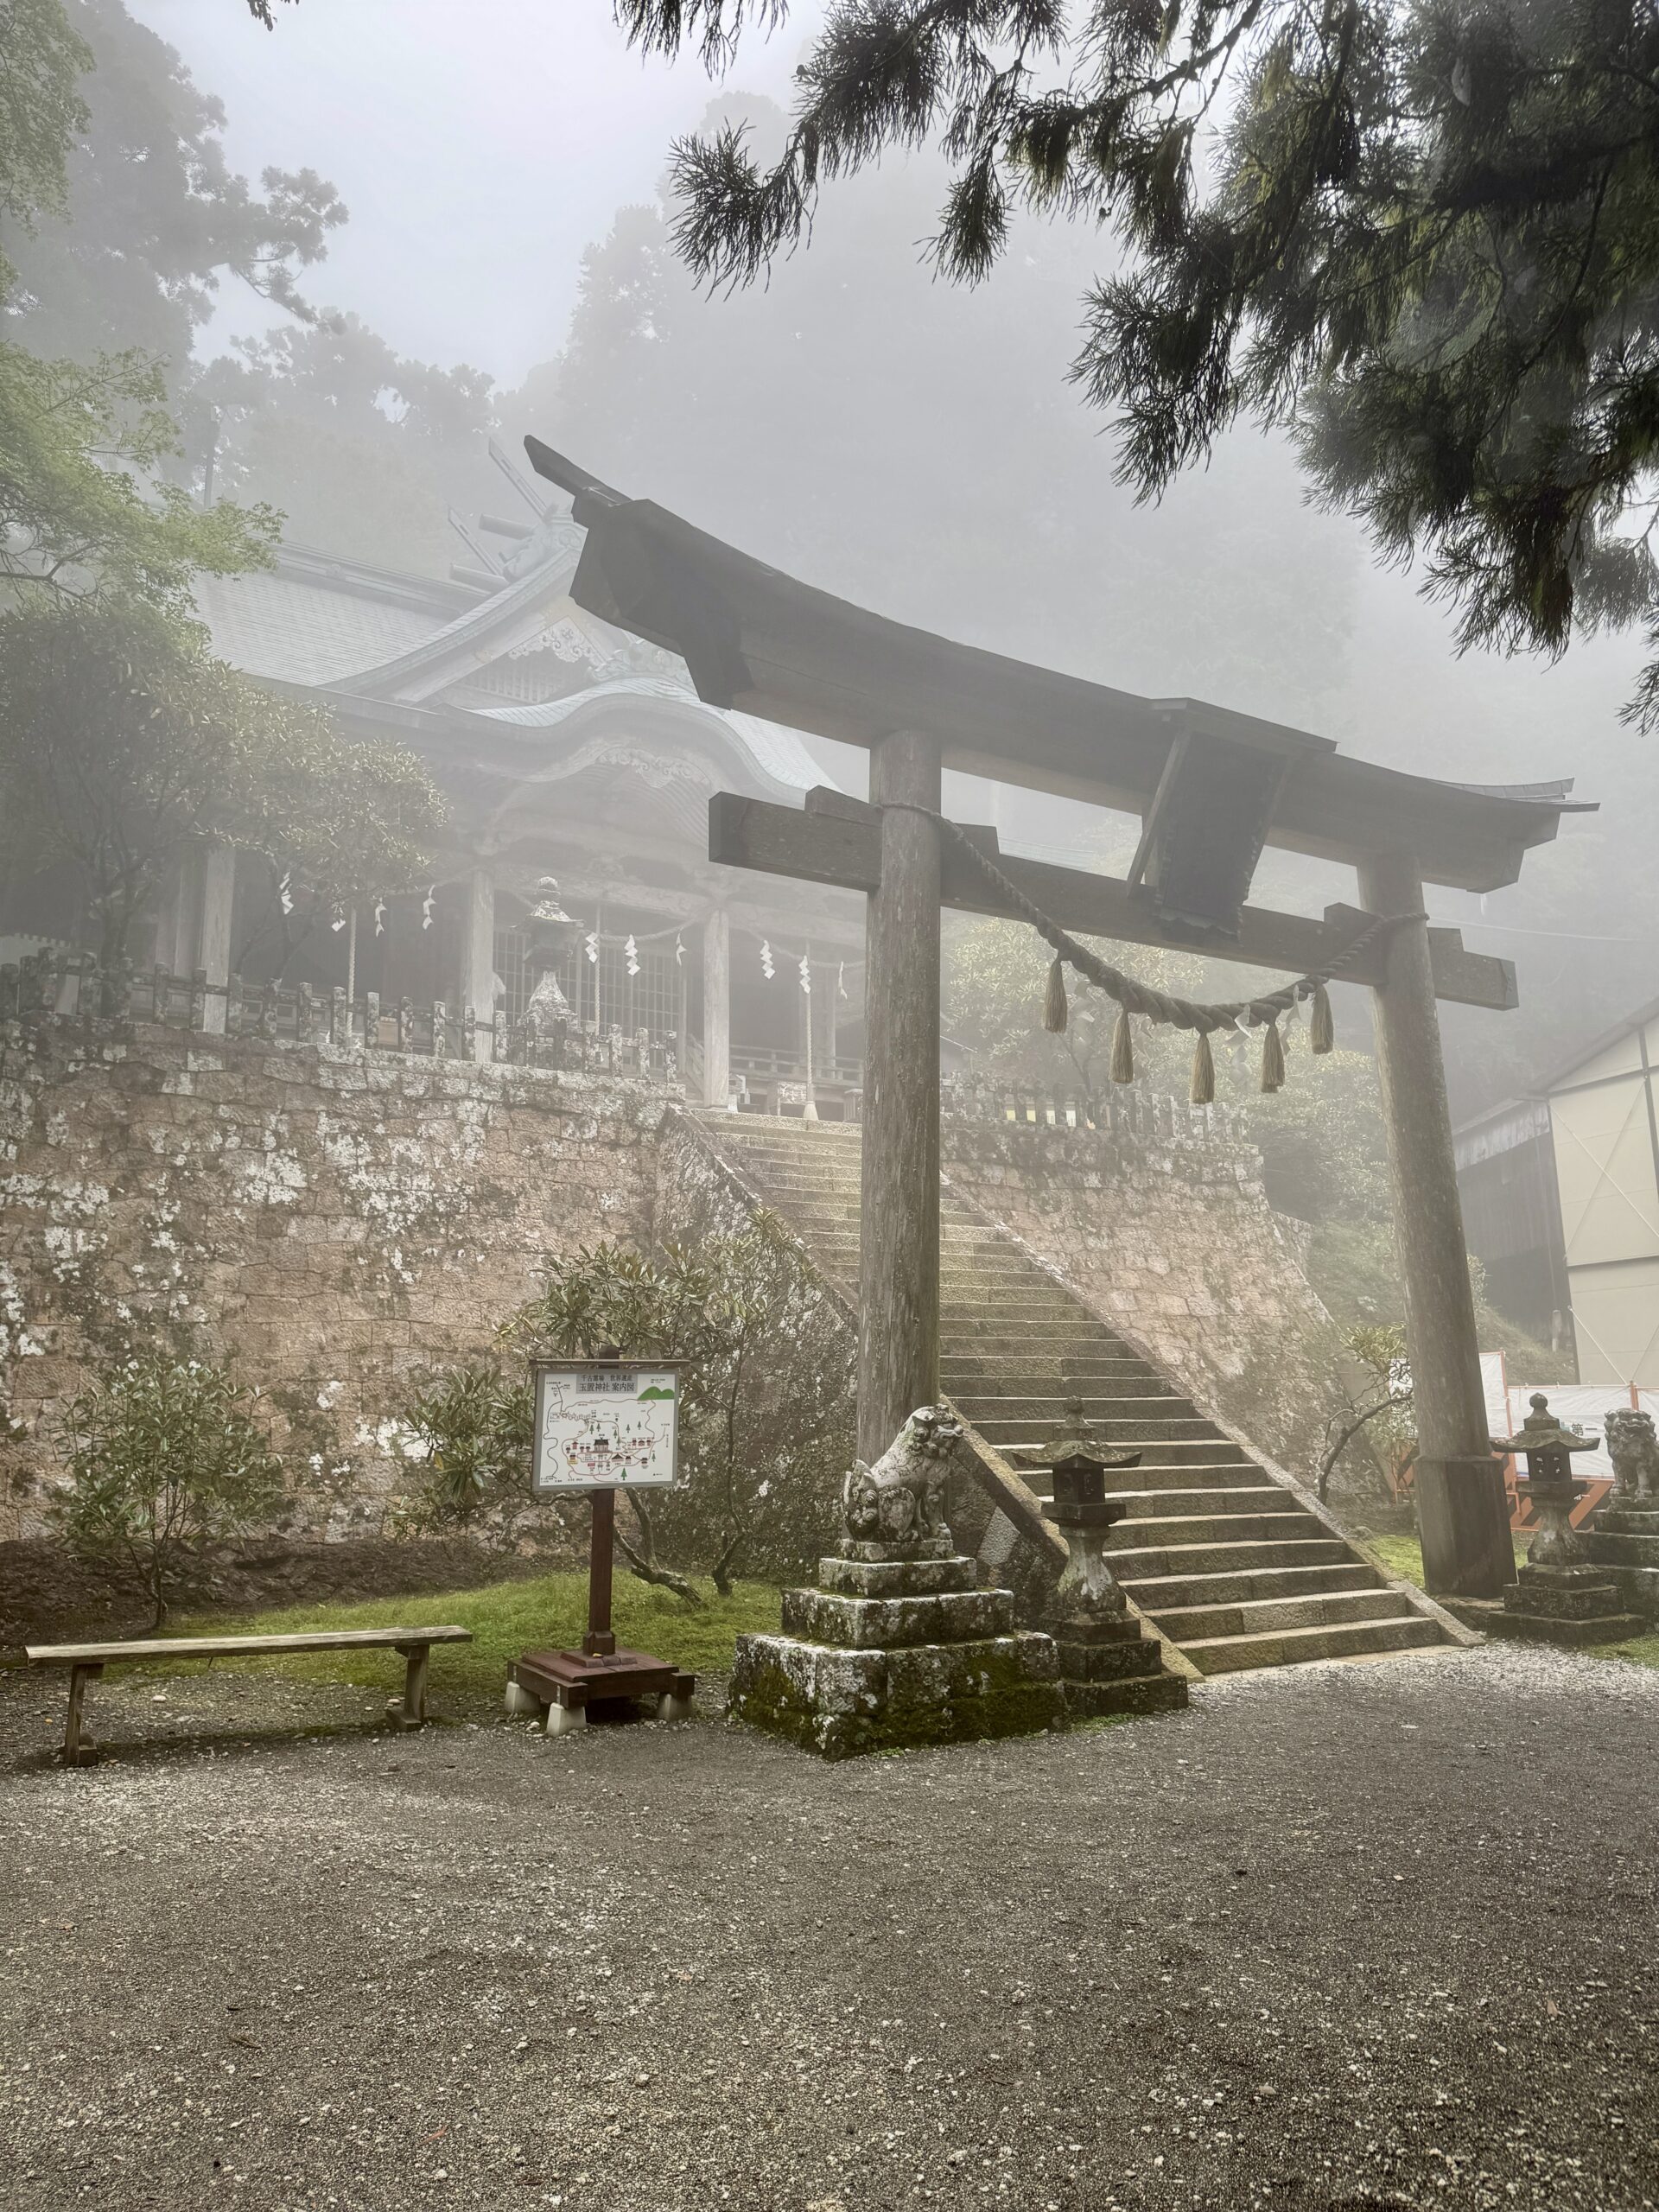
[{"x1": 1493, "y1": 1391, "x2": 1599, "y2": 1459}]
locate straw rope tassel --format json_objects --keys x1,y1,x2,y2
[
  {"x1": 1309, "y1": 982, "x2": 1335, "y2": 1055},
  {"x1": 1109, "y1": 1007, "x2": 1135, "y2": 1084},
  {"x1": 1189, "y1": 1028, "x2": 1215, "y2": 1106},
  {"x1": 1260, "y1": 1017, "x2": 1286, "y2": 1093},
  {"x1": 1043, "y1": 954, "x2": 1068, "y2": 1034}
]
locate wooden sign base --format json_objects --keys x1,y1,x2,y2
[{"x1": 509, "y1": 1484, "x2": 695, "y2": 1732}]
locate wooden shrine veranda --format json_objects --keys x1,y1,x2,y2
[{"x1": 525, "y1": 436, "x2": 1592, "y2": 1601}]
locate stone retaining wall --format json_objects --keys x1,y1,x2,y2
[
  {"x1": 0, "y1": 1019, "x2": 664, "y2": 1539},
  {"x1": 941, "y1": 1114, "x2": 1356, "y2": 1483},
  {"x1": 1, "y1": 1014, "x2": 1363, "y2": 1543}
]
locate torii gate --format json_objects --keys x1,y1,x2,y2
[{"x1": 525, "y1": 436, "x2": 1591, "y2": 1602}]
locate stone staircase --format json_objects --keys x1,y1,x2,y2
[{"x1": 699, "y1": 1113, "x2": 1455, "y2": 1678}]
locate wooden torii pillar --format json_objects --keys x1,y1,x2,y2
[
  {"x1": 518, "y1": 435, "x2": 1589, "y2": 1601},
  {"x1": 859, "y1": 730, "x2": 944, "y2": 1461}
]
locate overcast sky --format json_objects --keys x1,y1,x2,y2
[{"x1": 126, "y1": 0, "x2": 815, "y2": 380}]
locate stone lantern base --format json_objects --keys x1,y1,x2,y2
[
  {"x1": 728, "y1": 1554, "x2": 1065, "y2": 1760},
  {"x1": 1485, "y1": 1560, "x2": 1647, "y2": 1648},
  {"x1": 1048, "y1": 1606, "x2": 1189, "y2": 1719}
]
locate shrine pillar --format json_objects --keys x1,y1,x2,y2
[
  {"x1": 702, "y1": 907, "x2": 731, "y2": 1108},
  {"x1": 197, "y1": 842, "x2": 235, "y2": 1036},
  {"x1": 458, "y1": 868, "x2": 496, "y2": 1062},
  {"x1": 858, "y1": 729, "x2": 942, "y2": 1462},
  {"x1": 1359, "y1": 849, "x2": 1513, "y2": 1597}
]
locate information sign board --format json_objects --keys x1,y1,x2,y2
[{"x1": 530, "y1": 1361, "x2": 679, "y2": 1493}]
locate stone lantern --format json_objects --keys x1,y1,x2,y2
[
  {"x1": 1015, "y1": 1397, "x2": 1187, "y2": 1719},
  {"x1": 524, "y1": 877, "x2": 581, "y2": 1027},
  {"x1": 1488, "y1": 1393, "x2": 1643, "y2": 1645}
]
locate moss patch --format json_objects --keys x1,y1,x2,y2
[{"x1": 1367, "y1": 1532, "x2": 1527, "y2": 1587}]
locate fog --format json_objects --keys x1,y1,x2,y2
[{"x1": 67, "y1": 2, "x2": 1659, "y2": 1113}]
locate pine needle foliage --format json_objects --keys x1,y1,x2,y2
[{"x1": 621, "y1": 0, "x2": 1659, "y2": 723}]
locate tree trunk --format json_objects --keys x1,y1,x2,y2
[{"x1": 615, "y1": 1497, "x2": 702, "y2": 1606}]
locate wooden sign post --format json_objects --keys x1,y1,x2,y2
[{"x1": 505, "y1": 1353, "x2": 695, "y2": 1735}]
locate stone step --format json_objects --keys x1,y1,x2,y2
[
  {"x1": 1103, "y1": 1509, "x2": 1323, "y2": 1550},
  {"x1": 1112, "y1": 1535, "x2": 1353, "y2": 1579},
  {"x1": 1032, "y1": 1439, "x2": 1254, "y2": 1470},
  {"x1": 1119, "y1": 1560, "x2": 1387, "y2": 1610},
  {"x1": 1178, "y1": 1613, "x2": 1446, "y2": 1675},
  {"x1": 1593, "y1": 1507, "x2": 1659, "y2": 1534},
  {"x1": 1098, "y1": 1485, "x2": 1311, "y2": 1522},
  {"x1": 1008, "y1": 1459, "x2": 1272, "y2": 1497},
  {"x1": 1584, "y1": 1529, "x2": 1659, "y2": 1567},
  {"x1": 971, "y1": 1413, "x2": 1231, "y2": 1447},
  {"x1": 1143, "y1": 1586, "x2": 1412, "y2": 1642},
  {"x1": 949, "y1": 1385, "x2": 1193, "y2": 1412},
  {"x1": 946, "y1": 1347, "x2": 1153, "y2": 1370},
  {"x1": 948, "y1": 1388, "x2": 1193, "y2": 1416},
  {"x1": 941, "y1": 1325, "x2": 1141, "y2": 1351}
]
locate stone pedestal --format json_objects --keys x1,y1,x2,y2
[
  {"x1": 1471, "y1": 1472, "x2": 1646, "y2": 1645},
  {"x1": 1485, "y1": 1560, "x2": 1646, "y2": 1647},
  {"x1": 1048, "y1": 1595, "x2": 1188, "y2": 1719},
  {"x1": 728, "y1": 1551, "x2": 1065, "y2": 1760},
  {"x1": 1014, "y1": 1396, "x2": 1189, "y2": 1720}
]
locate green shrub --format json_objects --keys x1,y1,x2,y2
[
  {"x1": 504, "y1": 1224, "x2": 849, "y2": 1598},
  {"x1": 48, "y1": 1352, "x2": 289, "y2": 1627},
  {"x1": 391, "y1": 1363, "x2": 537, "y2": 1541}
]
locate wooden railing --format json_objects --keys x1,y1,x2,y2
[{"x1": 0, "y1": 949, "x2": 686, "y2": 1082}]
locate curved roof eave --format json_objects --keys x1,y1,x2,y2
[
  {"x1": 327, "y1": 518, "x2": 586, "y2": 703},
  {"x1": 465, "y1": 674, "x2": 834, "y2": 802}
]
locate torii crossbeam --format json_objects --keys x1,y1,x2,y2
[{"x1": 525, "y1": 435, "x2": 1592, "y2": 1601}]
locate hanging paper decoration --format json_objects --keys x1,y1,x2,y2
[
  {"x1": 373, "y1": 899, "x2": 386, "y2": 938},
  {"x1": 798, "y1": 951, "x2": 811, "y2": 995},
  {"x1": 625, "y1": 934, "x2": 640, "y2": 978},
  {"x1": 760, "y1": 939, "x2": 775, "y2": 980},
  {"x1": 584, "y1": 931, "x2": 600, "y2": 965},
  {"x1": 329, "y1": 903, "x2": 346, "y2": 934},
  {"x1": 278, "y1": 870, "x2": 295, "y2": 917},
  {"x1": 674, "y1": 932, "x2": 684, "y2": 968},
  {"x1": 837, "y1": 962, "x2": 848, "y2": 1001},
  {"x1": 421, "y1": 886, "x2": 436, "y2": 931}
]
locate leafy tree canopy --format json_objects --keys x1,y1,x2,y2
[
  {"x1": 0, "y1": 0, "x2": 91, "y2": 294},
  {"x1": 0, "y1": 340, "x2": 277, "y2": 610},
  {"x1": 0, "y1": 0, "x2": 283, "y2": 609},
  {"x1": 620, "y1": 0, "x2": 1659, "y2": 724},
  {"x1": 3, "y1": 0, "x2": 343, "y2": 374},
  {"x1": 0, "y1": 594, "x2": 446, "y2": 973}
]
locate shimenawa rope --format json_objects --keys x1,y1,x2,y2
[{"x1": 881, "y1": 803, "x2": 1419, "y2": 1100}]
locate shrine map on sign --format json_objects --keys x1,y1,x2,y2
[{"x1": 531, "y1": 1365, "x2": 679, "y2": 1491}]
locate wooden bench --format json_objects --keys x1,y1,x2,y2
[{"x1": 24, "y1": 1626, "x2": 474, "y2": 1764}]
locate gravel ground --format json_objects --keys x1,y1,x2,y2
[{"x1": 1, "y1": 1642, "x2": 1656, "y2": 2212}]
